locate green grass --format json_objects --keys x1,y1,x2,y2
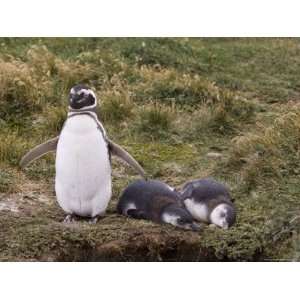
[{"x1": 0, "y1": 38, "x2": 300, "y2": 261}]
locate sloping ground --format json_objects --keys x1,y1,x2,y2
[
  {"x1": 0, "y1": 139, "x2": 299, "y2": 262},
  {"x1": 0, "y1": 178, "x2": 298, "y2": 262},
  {"x1": 0, "y1": 38, "x2": 300, "y2": 261}
]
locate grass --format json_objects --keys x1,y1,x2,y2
[
  {"x1": 0, "y1": 38, "x2": 300, "y2": 261},
  {"x1": 225, "y1": 109, "x2": 300, "y2": 189},
  {"x1": 0, "y1": 169, "x2": 15, "y2": 193},
  {"x1": 134, "y1": 102, "x2": 173, "y2": 140},
  {"x1": 100, "y1": 92, "x2": 134, "y2": 124}
]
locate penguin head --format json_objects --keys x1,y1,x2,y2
[
  {"x1": 69, "y1": 84, "x2": 97, "y2": 110},
  {"x1": 210, "y1": 203, "x2": 236, "y2": 229},
  {"x1": 161, "y1": 205, "x2": 201, "y2": 231}
]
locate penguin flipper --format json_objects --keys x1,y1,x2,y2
[
  {"x1": 180, "y1": 183, "x2": 194, "y2": 200},
  {"x1": 108, "y1": 139, "x2": 146, "y2": 179},
  {"x1": 127, "y1": 209, "x2": 148, "y2": 220},
  {"x1": 20, "y1": 136, "x2": 59, "y2": 169}
]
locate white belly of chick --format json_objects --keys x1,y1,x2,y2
[
  {"x1": 184, "y1": 198, "x2": 209, "y2": 222},
  {"x1": 55, "y1": 115, "x2": 112, "y2": 217}
]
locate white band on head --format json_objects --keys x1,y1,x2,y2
[
  {"x1": 69, "y1": 87, "x2": 98, "y2": 111},
  {"x1": 210, "y1": 203, "x2": 229, "y2": 227},
  {"x1": 89, "y1": 89, "x2": 96, "y2": 99},
  {"x1": 77, "y1": 88, "x2": 96, "y2": 98},
  {"x1": 80, "y1": 89, "x2": 97, "y2": 107}
]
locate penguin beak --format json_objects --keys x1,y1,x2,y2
[
  {"x1": 77, "y1": 96, "x2": 86, "y2": 103},
  {"x1": 70, "y1": 94, "x2": 86, "y2": 109},
  {"x1": 69, "y1": 96, "x2": 77, "y2": 106},
  {"x1": 71, "y1": 94, "x2": 80, "y2": 103}
]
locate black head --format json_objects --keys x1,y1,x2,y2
[
  {"x1": 224, "y1": 205, "x2": 236, "y2": 227},
  {"x1": 161, "y1": 205, "x2": 201, "y2": 231},
  {"x1": 69, "y1": 84, "x2": 96, "y2": 110}
]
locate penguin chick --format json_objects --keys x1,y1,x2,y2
[
  {"x1": 180, "y1": 178, "x2": 236, "y2": 229},
  {"x1": 117, "y1": 179, "x2": 200, "y2": 231}
]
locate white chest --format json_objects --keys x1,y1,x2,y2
[
  {"x1": 55, "y1": 114, "x2": 112, "y2": 217},
  {"x1": 56, "y1": 115, "x2": 109, "y2": 172},
  {"x1": 183, "y1": 198, "x2": 209, "y2": 222}
]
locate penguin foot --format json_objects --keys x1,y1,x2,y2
[
  {"x1": 127, "y1": 209, "x2": 147, "y2": 219},
  {"x1": 89, "y1": 216, "x2": 99, "y2": 224},
  {"x1": 63, "y1": 214, "x2": 76, "y2": 223}
]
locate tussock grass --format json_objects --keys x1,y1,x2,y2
[
  {"x1": 0, "y1": 169, "x2": 15, "y2": 193},
  {"x1": 176, "y1": 92, "x2": 256, "y2": 142},
  {"x1": 0, "y1": 45, "x2": 97, "y2": 122},
  {"x1": 54, "y1": 59, "x2": 96, "y2": 92},
  {"x1": 226, "y1": 109, "x2": 300, "y2": 188},
  {"x1": 132, "y1": 67, "x2": 255, "y2": 135},
  {"x1": 205, "y1": 91, "x2": 255, "y2": 133},
  {"x1": 134, "y1": 102, "x2": 174, "y2": 139},
  {"x1": 27, "y1": 45, "x2": 97, "y2": 90},
  {"x1": 100, "y1": 91, "x2": 134, "y2": 124},
  {"x1": 133, "y1": 67, "x2": 221, "y2": 106},
  {"x1": 0, "y1": 58, "x2": 46, "y2": 121},
  {"x1": 0, "y1": 130, "x2": 28, "y2": 166},
  {"x1": 77, "y1": 50, "x2": 128, "y2": 80},
  {"x1": 39, "y1": 105, "x2": 67, "y2": 137},
  {"x1": 119, "y1": 38, "x2": 195, "y2": 69}
]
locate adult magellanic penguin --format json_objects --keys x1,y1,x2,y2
[
  {"x1": 117, "y1": 179, "x2": 200, "y2": 231},
  {"x1": 180, "y1": 178, "x2": 236, "y2": 229},
  {"x1": 20, "y1": 84, "x2": 146, "y2": 223}
]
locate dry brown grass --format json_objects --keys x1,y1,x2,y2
[
  {"x1": 100, "y1": 90, "x2": 134, "y2": 124},
  {"x1": 0, "y1": 58, "x2": 47, "y2": 115},
  {"x1": 134, "y1": 102, "x2": 175, "y2": 139},
  {"x1": 0, "y1": 45, "x2": 98, "y2": 117},
  {"x1": 226, "y1": 108, "x2": 300, "y2": 187},
  {"x1": 133, "y1": 66, "x2": 221, "y2": 106},
  {"x1": 0, "y1": 130, "x2": 28, "y2": 165}
]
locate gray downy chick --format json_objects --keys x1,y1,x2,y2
[
  {"x1": 117, "y1": 179, "x2": 201, "y2": 231},
  {"x1": 180, "y1": 178, "x2": 236, "y2": 229}
]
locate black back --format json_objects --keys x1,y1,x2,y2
[
  {"x1": 117, "y1": 179, "x2": 181, "y2": 222},
  {"x1": 181, "y1": 178, "x2": 233, "y2": 206}
]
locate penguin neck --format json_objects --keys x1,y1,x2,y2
[
  {"x1": 68, "y1": 105, "x2": 98, "y2": 114},
  {"x1": 66, "y1": 109, "x2": 107, "y2": 140},
  {"x1": 159, "y1": 203, "x2": 178, "y2": 220}
]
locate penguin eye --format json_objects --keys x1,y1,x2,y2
[
  {"x1": 178, "y1": 219, "x2": 185, "y2": 225},
  {"x1": 220, "y1": 212, "x2": 226, "y2": 218}
]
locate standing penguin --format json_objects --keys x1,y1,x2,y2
[
  {"x1": 117, "y1": 179, "x2": 200, "y2": 231},
  {"x1": 180, "y1": 178, "x2": 236, "y2": 229},
  {"x1": 20, "y1": 84, "x2": 146, "y2": 223}
]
